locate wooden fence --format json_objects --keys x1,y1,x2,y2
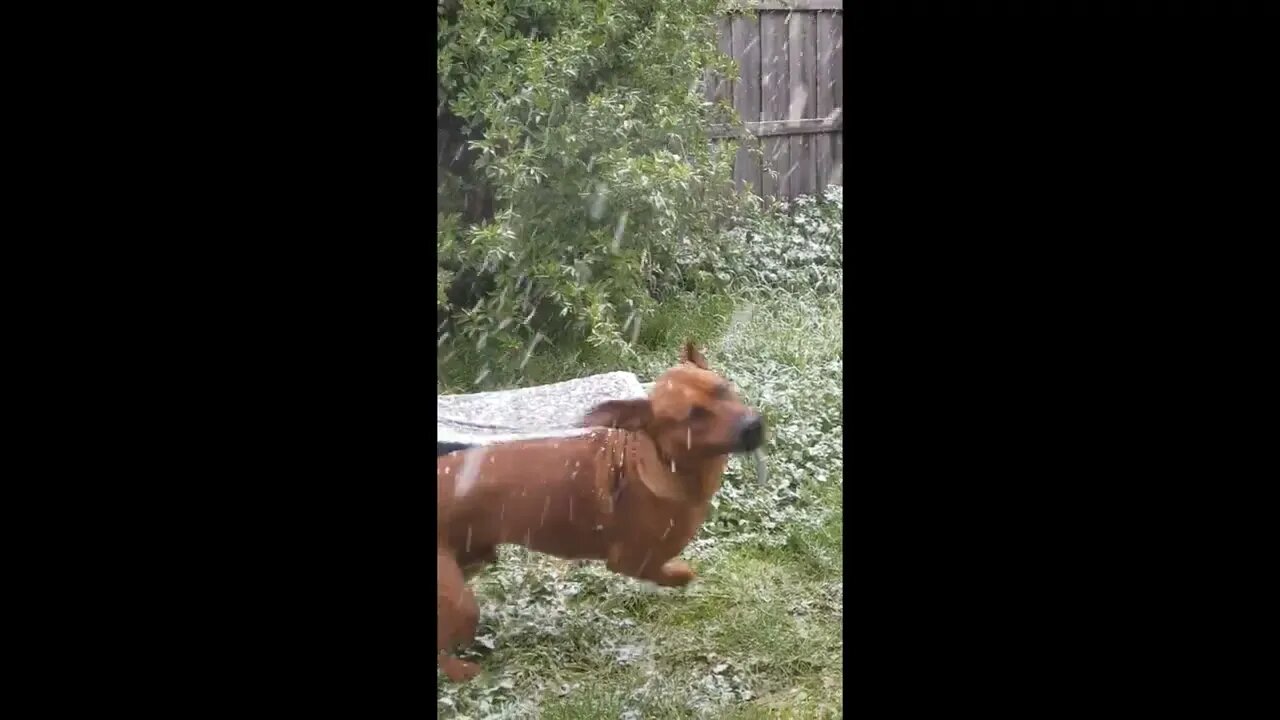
[{"x1": 708, "y1": 0, "x2": 843, "y2": 200}]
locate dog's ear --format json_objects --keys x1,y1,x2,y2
[
  {"x1": 583, "y1": 399, "x2": 653, "y2": 430},
  {"x1": 638, "y1": 463, "x2": 687, "y2": 501},
  {"x1": 680, "y1": 339, "x2": 710, "y2": 370}
]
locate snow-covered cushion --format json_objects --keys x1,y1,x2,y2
[{"x1": 437, "y1": 371, "x2": 648, "y2": 447}]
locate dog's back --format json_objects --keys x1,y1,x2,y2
[{"x1": 438, "y1": 432, "x2": 627, "y2": 563}]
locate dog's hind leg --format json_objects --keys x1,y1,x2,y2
[{"x1": 437, "y1": 549, "x2": 481, "y2": 682}]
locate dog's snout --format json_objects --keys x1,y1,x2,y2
[{"x1": 737, "y1": 413, "x2": 764, "y2": 451}]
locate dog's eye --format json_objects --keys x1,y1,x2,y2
[{"x1": 689, "y1": 406, "x2": 711, "y2": 420}]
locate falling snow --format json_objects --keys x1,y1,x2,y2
[
  {"x1": 788, "y1": 87, "x2": 808, "y2": 121},
  {"x1": 828, "y1": 160, "x2": 843, "y2": 185},
  {"x1": 589, "y1": 182, "x2": 609, "y2": 220},
  {"x1": 455, "y1": 446, "x2": 488, "y2": 498},
  {"x1": 519, "y1": 332, "x2": 545, "y2": 369},
  {"x1": 612, "y1": 210, "x2": 629, "y2": 252}
]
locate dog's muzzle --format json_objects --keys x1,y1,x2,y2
[{"x1": 735, "y1": 412, "x2": 765, "y2": 452}]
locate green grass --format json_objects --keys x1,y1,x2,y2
[{"x1": 438, "y1": 270, "x2": 842, "y2": 717}]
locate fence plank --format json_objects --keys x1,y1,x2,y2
[
  {"x1": 713, "y1": 17, "x2": 733, "y2": 104},
  {"x1": 714, "y1": 19, "x2": 734, "y2": 184},
  {"x1": 827, "y1": 14, "x2": 843, "y2": 190},
  {"x1": 815, "y1": 132, "x2": 832, "y2": 191},
  {"x1": 814, "y1": 135, "x2": 831, "y2": 191},
  {"x1": 759, "y1": 12, "x2": 790, "y2": 199},
  {"x1": 815, "y1": 11, "x2": 835, "y2": 189},
  {"x1": 788, "y1": 11, "x2": 817, "y2": 196},
  {"x1": 832, "y1": 131, "x2": 842, "y2": 186},
  {"x1": 731, "y1": 14, "x2": 762, "y2": 193},
  {"x1": 831, "y1": 11, "x2": 842, "y2": 112}
]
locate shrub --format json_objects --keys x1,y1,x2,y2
[{"x1": 437, "y1": 0, "x2": 750, "y2": 357}]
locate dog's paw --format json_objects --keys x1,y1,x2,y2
[
  {"x1": 659, "y1": 559, "x2": 696, "y2": 587},
  {"x1": 440, "y1": 656, "x2": 481, "y2": 682}
]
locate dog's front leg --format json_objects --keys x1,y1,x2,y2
[
  {"x1": 606, "y1": 543, "x2": 696, "y2": 587},
  {"x1": 439, "y1": 651, "x2": 480, "y2": 682},
  {"x1": 438, "y1": 550, "x2": 481, "y2": 682}
]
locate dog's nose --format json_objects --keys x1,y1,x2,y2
[{"x1": 737, "y1": 413, "x2": 764, "y2": 451}]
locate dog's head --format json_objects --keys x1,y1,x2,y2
[{"x1": 582, "y1": 340, "x2": 765, "y2": 462}]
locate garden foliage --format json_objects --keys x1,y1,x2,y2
[{"x1": 438, "y1": 0, "x2": 751, "y2": 356}]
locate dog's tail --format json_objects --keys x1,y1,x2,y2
[{"x1": 438, "y1": 441, "x2": 473, "y2": 457}]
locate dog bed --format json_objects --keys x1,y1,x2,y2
[{"x1": 437, "y1": 371, "x2": 649, "y2": 455}]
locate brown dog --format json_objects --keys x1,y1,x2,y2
[{"x1": 435, "y1": 341, "x2": 764, "y2": 681}]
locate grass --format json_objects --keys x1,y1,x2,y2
[{"x1": 437, "y1": 191, "x2": 842, "y2": 718}]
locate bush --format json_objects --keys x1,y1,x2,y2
[{"x1": 437, "y1": 0, "x2": 750, "y2": 357}]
